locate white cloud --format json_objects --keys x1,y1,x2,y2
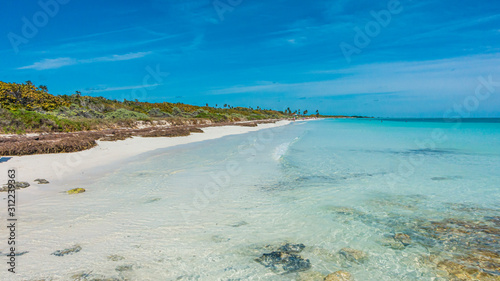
[
  {"x1": 80, "y1": 52, "x2": 151, "y2": 63},
  {"x1": 208, "y1": 54, "x2": 500, "y2": 99},
  {"x1": 88, "y1": 83, "x2": 160, "y2": 93},
  {"x1": 18, "y1": 51, "x2": 151, "y2": 70},
  {"x1": 18, "y1": 57, "x2": 77, "y2": 70}
]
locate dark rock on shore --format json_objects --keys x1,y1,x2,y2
[
  {"x1": 34, "y1": 178, "x2": 50, "y2": 184},
  {"x1": 51, "y1": 245, "x2": 82, "y2": 256},
  {"x1": 16, "y1": 182, "x2": 30, "y2": 188},
  {"x1": 255, "y1": 243, "x2": 311, "y2": 274},
  {"x1": 0, "y1": 181, "x2": 30, "y2": 192},
  {"x1": 188, "y1": 127, "x2": 204, "y2": 133}
]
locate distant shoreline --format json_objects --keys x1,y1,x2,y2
[
  {"x1": 0, "y1": 118, "x2": 290, "y2": 156},
  {"x1": 0, "y1": 119, "x2": 298, "y2": 203}
]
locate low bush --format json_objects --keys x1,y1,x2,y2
[{"x1": 106, "y1": 108, "x2": 149, "y2": 120}]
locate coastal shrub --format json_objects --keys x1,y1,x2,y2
[
  {"x1": 170, "y1": 107, "x2": 200, "y2": 118},
  {"x1": 105, "y1": 108, "x2": 149, "y2": 120},
  {"x1": 193, "y1": 109, "x2": 211, "y2": 119},
  {"x1": 171, "y1": 107, "x2": 183, "y2": 116},
  {"x1": 247, "y1": 114, "x2": 267, "y2": 120},
  {"x1": 9, "y1": 110, "x2": 61, "y2": 132},
  {"x1": 1, "y1": 81, "x2": 292, "y2": 123},
  {"x1": 0, "y1": 108, "x2": 25, "y2": 133},
  {"x1": 212, "y1": 113, "x2": 230, "y2": 122},
  {"x1": 148, "y1": 108, "x2": 171, "y2": 117},
  {"x1": 0, "y1": 80, "x2": 294, "y2": 136},
  {"x1": 231, "y1": 113, "x2": 245, "y2": 121},
  {"x1": 0, "y1": 108, "x2": 107, "y2": 133},
  {"x1": 0, "y1": 81, "x2": 68, "y2": 111},
  {"x1": 54, "y1": 106, "x2": 105, "y2": 119}
]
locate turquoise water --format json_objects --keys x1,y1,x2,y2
[{"x1": 5, "y1": 119, "x2": 500, "y2": 280}]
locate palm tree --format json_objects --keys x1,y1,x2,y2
[{"x1": 39, "y1": 85, "x2": 48, "y2": 92}]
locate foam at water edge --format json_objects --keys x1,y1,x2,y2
[{"x1": 272, "y1": 137, "x2": 299, "y2": 161}]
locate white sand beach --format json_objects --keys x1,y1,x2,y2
[{"x1": 0, "y1": 120, "x2": 291, "y2": 203}]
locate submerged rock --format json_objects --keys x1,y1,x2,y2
[
  {"x1": 256, "y1": 243, "x2": 311, "y2": 274},
  {"x1": 71, "y1": 272, "x2": 121, "y2": 281},
  {"x1": 52, "y1": 245, "x2": 82, "y2": 256},
  {"x1": 71, "y1": 271, "x2": 93, "y2": 280},
  {"x1": 339, "y1": 248, "x2": 368, "y2": 263},
  {"x1": 115, "y1": 264, "x2": 133, "y2": 272},
  {"x1": 34, "y1": 178, "x2": 50, "y2": 184},
  {"x1": 380, "y1": 232, "x2": 412, "y2": 250},
  {"x1": 108, "y1": 254, "x2": 125, "y2": 261},
  {"x1": 256, "y1": 251, "x2": 311, "y2": 274},
  {"x1": 297, "y1": 271, "x2": 325, "y2": 281},
  {"x1": 326, "y1": 206, "x2": 365, "y2": 217},
  {"x1": 324, "y1": 270, "x2": 354, "y2": 281},
  {"x1": 2, "y1": 251, "x2": 28, "y2": 256},
  {"x1": 430, "y1": 175, "x2": 462, "y2": 181},
  {"x1": 436, "y1": 259, "x2": 498, "y2": 281},
  {"x1": 211, "y1": 235, "x2": 230, "y2": 243},
  {"x1": 379, "y1": 237, "x2": 406, "y2": 250},
  {"x1": 416, "y1": 217, "x2": 500, "y2": 280},
  {"x1": 67, "y1": 188, "x2": 86, "y2": 194},
  {"x1": 485, "y1": 216, "x2": 500, "y2": 227},
  {"x1": 143, "y1": 197, "x2": 161, "y2": 203},
  {"x1": 279, "y1": 243, "x2": 305, "y2": 253},
  {"x1": 394, "y1": 233, "x2": 411, "y2": 246},
  {"x1": 230, "y1": 221, "x2": 248, "y2": 227}
]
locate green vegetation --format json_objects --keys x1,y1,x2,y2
[
  {"x1": 105, "y1": 108, "x2": 149, "y2": 120},
  {"x1": 67, "y1": 188, "x2": 86, "y2": 194},
  {"x1": 0, "y1": 80, "x2": 314, "y2": 134}
]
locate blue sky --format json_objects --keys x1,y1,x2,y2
[{"x1": 1, "y1": 0, "x2": 499, "y2": 117}]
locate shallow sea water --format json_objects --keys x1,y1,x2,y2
[{"x1": 2, "y1": 119, "x2": 500, "y2": 280}]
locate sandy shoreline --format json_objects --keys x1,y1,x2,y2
[{"x1": 0, "y1": 120, "x2": 291, "y2": 203}]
